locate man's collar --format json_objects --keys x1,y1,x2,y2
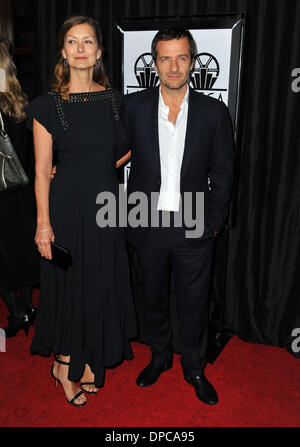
[{"x1": 159, "y1": 84, "x2": 190, "y2": 109}]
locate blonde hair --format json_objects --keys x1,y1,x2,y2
[
  {"x1": 51, "y1": 15, "x2": 110, "y2": 100},
  {"x1": 0, "y1": 46, "x2": 28, "y2": 122}
]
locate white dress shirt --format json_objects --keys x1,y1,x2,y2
[{"x1": 157, "y1": 86, "x2": 189, "y2": 212}]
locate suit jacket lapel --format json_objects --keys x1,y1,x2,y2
[
  {"x1": 149, "y1": 87, "x2": 161, "y2": 179},
  {"x1": 180, "y1": 87, "x2": 198, "y2": 181}
]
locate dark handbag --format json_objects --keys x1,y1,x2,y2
[
  {"x1": 50, "y1": 241, "x2": 72, "y2": 270},
  {"x1": 0, "y1": 110, "x2": 29, "y2": 193}
]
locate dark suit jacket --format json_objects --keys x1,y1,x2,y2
[{"x1": 123, "y1": 86, "x2": 235, "y2": 248}]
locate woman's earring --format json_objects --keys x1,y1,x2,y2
[
  {"x1": 63, "y1": 58, "x2": 69, "y2": 68},
  {"x1": 96, "y1": 58, "x2": 102, "y2": 67}
]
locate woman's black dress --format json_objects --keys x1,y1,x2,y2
[{"x1": 26, "y1": 89, "x2": 137, "y2": 387}]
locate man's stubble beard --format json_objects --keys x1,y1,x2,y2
[
  {"x1": 158, "y1": 70, "x2": 192, "y2": 91},
  {"x1": 161, "y1": 78, "x2": 189, "y2": 91}
]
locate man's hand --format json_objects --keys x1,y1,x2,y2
[{"x1": 214, "y1": 230, "x2": 217, "y2": 237}]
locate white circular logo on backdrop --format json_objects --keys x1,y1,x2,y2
[
  {"x1": 190, "y1": 53, "x2": 220, "y2": 90},
  {"x1": 134, "y1": 53, "x2": 160, "y2": 88}
]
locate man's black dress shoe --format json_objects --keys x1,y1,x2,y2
[
  {"x1": 184, "y1": 374, "x2": 218, "y2": 405},
  {"x1": 136, "y1": 359, "x2": 173, "y2": 387}
]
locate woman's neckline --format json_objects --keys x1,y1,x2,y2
[
  {"x1": 69, "y1": 88, "x2": 107, "y2": 95},
  {"x1": 68, "y1": 90, "x2": 110, "y2": 102},
  {"x1": 49, "y1": 89, "x2": 112, "y2": 103}
]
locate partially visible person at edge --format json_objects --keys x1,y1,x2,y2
[
  {"x1": 0, "y1": 36, "x2": 13, "y2": 56},
  {"x1": 25, "y1": 16, "x2": 136, "y2": 408},
  {"x1": 123, "y1": 28, "x2": 235, "y2": 405},
  {"x1": 0, "y1": 44, "x2": 39, "y2": 337}
]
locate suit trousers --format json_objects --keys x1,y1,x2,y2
[{"x1": 136, "y1": 223, "x2": 214, "y2": 376}]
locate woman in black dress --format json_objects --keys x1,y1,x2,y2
[
  {"x1": 0, "y1": 45, "x2": 39, "y2": 337},
  {"x1": 26, "y1": 16, "x2": 136, "y2": 407}
]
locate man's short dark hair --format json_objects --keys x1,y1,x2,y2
[
  {"x1": 151, "y1": 27, "x2": 197, "y2": 63},
  {"x1": 0, "y1": 36, "x2": 13, "y2": 56}
]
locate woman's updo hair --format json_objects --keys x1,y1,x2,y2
[{"x1": 51, "y1": 15, "x2": 110, "y2": 100}]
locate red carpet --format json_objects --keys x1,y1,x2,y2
[{"x1": 0, "y1": 291, "x2": 300, "y2": 427}]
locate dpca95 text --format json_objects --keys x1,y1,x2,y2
[{"x1": 149, "y1": 432, "x2": 195, "y2": 442}]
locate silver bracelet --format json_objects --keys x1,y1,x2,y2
[{"x1": 36, "y1": 227, "x2": 51, "y2": 233}]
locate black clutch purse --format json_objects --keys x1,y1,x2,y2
[
  {"x1": 50, "y1": 241, "x2": 72, "y2": 270},
  {"x1": 0, "y1": 110, "x2": 29, "y2": 193}
]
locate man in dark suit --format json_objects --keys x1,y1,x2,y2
[{"x1": 124, "y1": 28, "x2": 234, "y2": 405}]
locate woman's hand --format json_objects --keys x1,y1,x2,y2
[{"x1": 35, "y1": 227, "x2": 55, "y2": 260}]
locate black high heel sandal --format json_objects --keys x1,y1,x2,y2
[
  {"x1": 51, "y1": 356, "x2": 86, "y2": 407},
  {"x1": 5, "y1": 313, "x2": 31, "y2": 337},
  {"x1": 2, "y1": 291, "x2": 31, "y2": 337},
  {"x1": 20, "y1": 287, "x2": 36, "y2": 327},
  {"x1": 80, "y1": 381, "x2": 99, "y2": 395},
  {"x1": 26, "y1": 304, "x2": 36, "y2": 327}
]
